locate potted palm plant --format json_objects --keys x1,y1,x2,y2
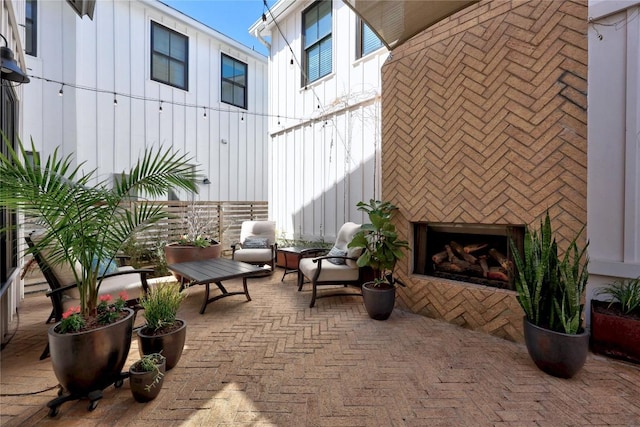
[
  {"x1": 0, "y1": 139, "x2": 196, "y2": 410},
  {"x1": 348, "y1": 199, "x2": 410, "y2": 320},
  {"x1": 591, "y1": 277, "x2": 640, "y2": 364},
  {"x1": 137, "y1": 281, "x2": 187, "y2": 370},
  {"x1": 510, "y1": 211, "x2": 589, "y2": 378},
  {"x1": 129, "y1": 352, "x2": 166, "y2": 403}
]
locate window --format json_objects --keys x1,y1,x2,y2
[
  {"x1": 25, "y1": 0, "x2": 36, "y2": 56},
  {"x1": 221, "y1": 54, "x2": 247, "y2": 109},
  {"x1": 151, "y1": 22, "x2": 188, "y2": 90},
  {"x1": 303, "y1": 1, "x2": 332, "y2": 85},
  {"x1": 356, "y1": 18, "x2": 382, "y2": 58}
]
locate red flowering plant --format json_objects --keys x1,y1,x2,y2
[{"x1": 58, "y1": 292, "x2": 129, "y2": 333}]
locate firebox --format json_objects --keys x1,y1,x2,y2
[{"x1": 412, "y1": 223, "x2": 525, "y2": 291}]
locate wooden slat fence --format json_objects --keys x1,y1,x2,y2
[{"x1": 119, "y1": 201, "x2": 268, "y2": 256}]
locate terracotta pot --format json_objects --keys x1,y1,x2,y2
[
  {"x1": 137, "y1": 319, "x2": 187, "y2": 370},
  {"x1": 523, "y1": 316, "x2": 589, "y2": 378},
  {"x1": 590, "y1": 300, "x2": 640, "y2": 364},
  {"x1": 164, "y1": 242, "x2": 221, "y2": 281},
  {"x1": 129, "y1": 357, "x2": 166, "y2": 403},
  {"x1": 48, "y1": 308, "x2": 134, "y2": 396}
]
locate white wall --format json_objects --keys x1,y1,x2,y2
[
  {"x1": 24, "y1": 0, "x2": 268, "y2": 202},
  {"x1": 587, "y1": 0, "x2": 640, "y2": 320},
  {"x1": 254, "y1": 0, "x2": 388, "y2": 242}
]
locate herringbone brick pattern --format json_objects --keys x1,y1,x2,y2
[
  {"x1": 381, "y1": 0, "x2": 588, "y2": 341},
  {"x1": 2, "y1": 272, "x2": 639, "y2": 426}
]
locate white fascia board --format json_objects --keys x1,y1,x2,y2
[{"x1": 589, "y1": 0, "x2": 640, "y2": 20}]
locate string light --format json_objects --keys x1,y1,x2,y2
[
  {"x1": 113, "y1": 92, "x2": 118, "y2": 106},
  {"x1": 159, "y1": 100, "x2": 163, "y2": 113},
  {"x1": 241, "y1": 112, "x2": 244, "y2": 121},
  {"x1": 277, "y1": 116, "x2": 281, "y2": 125},
  {"x1": 203, "y1": 107, "x2": 207, "y2": 119},
  {"x1": 58, "y1": 84, "x2": 64, "y2": 96}
]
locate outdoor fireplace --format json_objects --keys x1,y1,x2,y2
[{"x1": 413, "y1": 223, "x2": 525, "y2": 291}]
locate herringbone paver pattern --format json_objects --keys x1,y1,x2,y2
[
  {"x1": 1, "y1": 271, "x2": 639, "y2": 426},
  {"x1": 381, "y1": 0, "x2": 588, "y2": 341}
]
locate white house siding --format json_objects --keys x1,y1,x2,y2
[
  {"x1": 0, "y1": 0, "x2": 28, "y2": 345},
  {"x1": 587, "y1": 0, "x2": 640, "y2": 320},
  {"x1": 23, "y1": 0, "x2": 268, "y2": 202},
  {"x1": 253, "y1": 0, "x2": 388, "y2": 242}
]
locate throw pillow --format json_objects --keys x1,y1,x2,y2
[
  {"x1": 92, "y1": 256, "x2": 119, "y2": 277},
  {"x1": 243, "y1": 237, "x2": 269, "y2": 249},
  {"x1": 326, "y1": 246, "x2": 347, "y2": 265}
]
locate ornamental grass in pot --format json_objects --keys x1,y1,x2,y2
[
  {"x1": 591, "y1": 277, "x2": 640, "y2": 364},
  {"x1": 510, "y1": 211, "x2": 589, "y2": 378},
  {"x1": 138, "y1": 281, "x2": 187, "y2": 370},
  {"x1": 0, "y1": 139, "x2": 197, "y2": 402},
  {"x1": 348, "y1": 199, "x2": 410, "y2": 320}
]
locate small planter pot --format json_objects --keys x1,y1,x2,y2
[
  {"x1": 137, "y1": 319, "x2": 187, "y2": 370},
  {"x1": 164, "y1": 243, "x2": 221, "y2": 282},
  {"x1": 590, "y1": 300, "x2": 640, "y2": 364},
  {"x1": 129, "y1": 357, "x2": 166, "y2": 403},
  {"x1": 523, "y1": 316, "x2": 589, "y2": 378},
  {"x1": 362, "y1": 282, "x2": 396, "y2": 320}
]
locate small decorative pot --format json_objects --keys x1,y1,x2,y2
[{"x1": 129, "y1": 357, "x2": 166, "y2": 403}]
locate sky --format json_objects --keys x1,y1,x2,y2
[{"x1": 161, "y1": 0, "x2": 275, "y2": 56}]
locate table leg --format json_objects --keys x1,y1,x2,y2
[
  {"x1": 242, "y1": 278, "x2": 252, "y2": 301},
  {"x1": 200, "y1": 281, "x2": 251, "y2": 314}
]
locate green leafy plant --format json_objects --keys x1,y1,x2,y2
[
  {"x1": 140, "y1": 282, "x2": 186, "y2": 332},
  {"x1": 348, "y1": 199, "x2": 410, "y2": 286},
  {"x1": 131, "y1": 353, "x2": 165, "y2": 391},
  {"x1": 510, "y1": 211, "x2": 589, "y2": 334},
  {"x1": 0, "y1": 138, "x2": 197, "y2": 320},
  {"x1": 596, "y1": 277, "x2": 640, "y2": 315}
]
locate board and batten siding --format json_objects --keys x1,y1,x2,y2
[
  {"x1": 259, "y1": 0, "x2": 388, "y2": 242},
  {"x1": 23, "y1": 0, "x2": 268, "y2": 202},
  {"x1": 587, "y1": 0, "x2": 640, "y2": 313}
]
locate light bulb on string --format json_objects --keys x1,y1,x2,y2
[
  {"x1": 113, "y1": 93, "x2": 118, "y2": 106},
  {"x1": 58, "y1": 84, "x2": 64, "y2": 96},
  {"x1": 277, "y1": 116, "x2": 281, "y2": 125},
  {"x1": 203, "y1": 107, "x2": 207, "y2": 119},
  {"x1": 241, "y1": 112, "x2": 244, "y2": 121},
  {"x1": 159, "y1": 101, "x2": 163, "y2": 113}
]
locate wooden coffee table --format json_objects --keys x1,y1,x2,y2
[{"x1": 168, "y1": 258, "x2": 269, "y2": 314}]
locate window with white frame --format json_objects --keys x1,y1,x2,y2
[
  {"x1": 303, "y1": 1, "x2": 332, "y2": 86},
  {"x1": 151, "y1": 22, "x2": 188, "y2": 90},
  {"x1": 356, "y1": 18, "x2": 382, "y2": 59},
  {"x1": 221, "y1": 54, "x2": 247, "y2": 109}
]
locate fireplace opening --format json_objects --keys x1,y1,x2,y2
[{"x1": 412, "y1": 223, "x2": 525, "y2": 291}]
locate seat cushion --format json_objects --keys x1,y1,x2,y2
[
  {"x1": 299, "y1": 258, "x2": 360, "y2": 283},
  {"x1": 233, "y1": 248, "x2": 274, "y2": 263},
  {"x1": 65, "y1": 266, "x2": 146, "y2": 299}
]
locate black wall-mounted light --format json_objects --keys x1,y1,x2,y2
[
  {"x1": 202, "y1": 178, "x2": 211, "y2": 185},
  {"x1": 0, "y1": 34, "x2": 30, "y2": 84}
]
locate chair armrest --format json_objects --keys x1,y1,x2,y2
[
  {"x1": 300, "y1": 248, "x2": 328, "y2": 257},
  {"x1": 115, "y1": 254, "x2": 131, "y2": 266},
  {"x1": 311, "y1": 255, "x2": 357, "y2": 263}
]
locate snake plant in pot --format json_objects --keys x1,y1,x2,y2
[
  {"x1": 510, "y1": 211, "x2": 589, "y2": 378},
  {"x1": 0, "y1": 138, "x2": 197, "y2": 413},
  {"x1": 348, "y1": 200, "x2": 410, "y2": 320}
]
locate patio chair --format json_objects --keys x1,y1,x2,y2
[
  {"x1": 231, "y1": 220, "x2": 277, "y2": 272},
  {"x1": 297, "y1": 222, "x2": 369, "y2": 308},
  {"x1": 26, "y1": 232, "x2": 153, "y2": 359}
]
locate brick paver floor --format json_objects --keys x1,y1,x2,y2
[{"x1": 1, "y1": 271, "x2": 639, "y2": 426}]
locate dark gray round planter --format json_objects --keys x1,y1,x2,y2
[
  {"x1": 362, "y1": 282, "x2": 396, "y2": 320},
  {"x1": 523, "y1": 316, "x2": 589, "y2": 378},
  {"x1": 137, "y1": 319, "x2": 186, "y2": 370}
]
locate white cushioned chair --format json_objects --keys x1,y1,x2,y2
[
  {"x1": 298, "y1": 222, "x2": 368, "y2": 308},
  {"x1": 231, "y1": 221, "x2": 277, "y2": 272}
]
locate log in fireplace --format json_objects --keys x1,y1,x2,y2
[{"x1": 413, "y1": 223, "x2": 525, "y2": 291}]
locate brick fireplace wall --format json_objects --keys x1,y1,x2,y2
[{"x1": 381, "y1": 0, "x2": 588, "y2": 342}]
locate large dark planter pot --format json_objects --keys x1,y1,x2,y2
[
  {"x1": 48, "y1": 308, "x2": 135, "y2": 396},
  {"x1": 164, "y1": 243, "x2": 221, "y2": 281},
  {"x1": 590, "y1": 300, "x2": 640, "y2": 364},
  {"x1": 129, "y1": 357, "x2": 166, "y2": 403},
  {"x1": 137, "y1": 319, "x2": 187, "y2": 370},
  {"x1": 522, "y1": 316, "x2": 589, "y2": 378},
  {"x1": 362, "y1": 282, "x2": 396, "y2": 320}
]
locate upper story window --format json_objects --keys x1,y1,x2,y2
[
  {"x1": 221, "y1": 54, "x2": 247, "y2": 109},
  {"x1": 25, "y1": 0, "x2": 37, "y2": 56},
  {"x1": 303, "y1": 1, "x2": 332, "y2": 86},
  {"x1": 151, "y1": 22, "x2": 188, "y2": 90},
  {"x1": 356, "y1": 18, "x2": 382, "y2": 59}
]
